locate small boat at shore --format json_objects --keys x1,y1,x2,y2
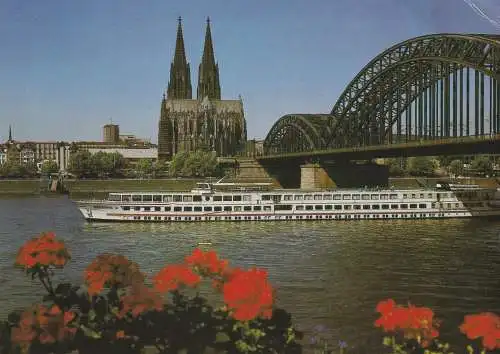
[{"x1": 74, "y1": 179, "x2": 500, "y2": 222}]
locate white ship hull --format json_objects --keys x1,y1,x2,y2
[{"x1": 75, "y1": 183, "x2": 500, "y2": 223}]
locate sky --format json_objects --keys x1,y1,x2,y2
[{"x1": 1, "y1": 0, "x2": 500, "y2": 143}]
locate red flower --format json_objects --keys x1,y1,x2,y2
[
  {"x1": 374, "y1": 299, "x2": 439, "y2": 347},
  {"x1": 118, "y1": 285, "x2": 163, "y2": 318},
  {"x1": 185, "y1": 248, "x2": 229, "y2": 275},
  {"x1": 222, "y1": 268, "x2": 273, "y2": 321},
  {"x1": 116, "y1": 330, "x2": 126, "y2": 339},
  {"x1": 84, "y1": 254, "x2": 145, "y2": 295},
  {"x1": 460, "y1": 312, "x2": 500, "y2": 350},
  {"x1": 15, "y1": 232, "x2": 70, "y2": 270},
  {"x1": 153, "y1": 264, "x2": 201, "y2": 293}
]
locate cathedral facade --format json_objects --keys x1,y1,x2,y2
[{"x1": 157, "y1": 18, "x2": 247, "y2": 161}]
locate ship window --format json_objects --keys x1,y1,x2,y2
[
  {"x1": 163, "y1": 195, "x2": 172, "y2": 202},
  {"x1": 213, "y1": 195, "x2": 222, "y2": 201},
  {"x1": 334, "y1": 205, "x2": 342, "y2": 210},
  {"x1": 411, "y1": 194, "x2": 416, "y2": 199},
  {"x1": 314, "y1": 195, "x2": 322, "y2": 200},
  {"x1": 344, "y1": 205, "x2": 351, "y2": 210},
  {"x1": 400, "y1": 204, "x2": 408, "y2": 209},
  {"x1": 233, "y1": 195, "x2": 242, "y2": 202},
  {"x1": 362, "y1": 194, "x2": 370, "y2": 200},
  {"x1": 155, "y1": 207, "x2": 161, "y2": 212},
  {"x1": 333, "y1": 195, "x2": 341, "y2": 200},
  {"x1": 352, "y1": 194, "x2": 360, "y2": 200},
  {"x1": 325, "y1": 205, "x2": 332, "y2": 210},
  {"x1": 224, "y1": 206, "x2": 232, "y2": 211},
  {"x1": 410, "y1": 204, "x2": 418, "y2": 209},
  {"x1": 223, "y1": 196, "x2": 232, "y2": 201},
  {"x1": 419, "y1": 204, "x2": 427, "y2": 209},
  {"x1": 193, "y1": 207, "x2": 202, "y2": 212},
  {"x1": 262, "y1": 195, "x2": 271, "y2": 201},
  {"x1": 183, "y1": 196, "x2": 192, "y2": 202},
  {"x1": 304, "y1": 195, "x2": 313, "y2": 200},
  {"x1": 343, "y1": 194, "x2": 351, "y2": 200},
  {"x1": 163, "y1": 206, "x2": 170, "y2": 211},
  {"x1": 276, "y1": 205, "x2": 293, "y2": 211},
  {"x1": 419, "y1": 194, "x2": 424, "y2": 198},
  {"x1": 184, "y1": 207, "x2": 192, "y2": 212},
  {"x1": 244, "y1": 206, "x2": 252, "y2": 211},
  {"x1": 109, "y1": 194, "x2": 121, "y2": 201},
  {"x1": 122, "y1": 206, "x2": 130, "y2": 211},
  {"x1": 391, "y1": 204, "x2": 398, "y2": 209},
  {"x1": 144, "y1": 207, "x2": 150, "y2": 211},
  {"x1": 174, "y1": 207, "x2": 182, "y2": 212},
  {"x1": 294, "y1": 195, "x2": 303, "y2": 200},
  {"x1": 134, "y1": 206, "x2": 140, "y2": 211},
  {"x1": 296, "y1": 205, "x2": 304, "y2": 211},
  {"x1": 122, "y1": 195, "x2": 131, "y2": 201},
  {"x1": 372, "y1": 205, "x2": 380, "y2": 210},
  {"x1": 371, "y1": 195, "x2": 379, "y2": 200},
  {"x1": 390, "y1": 194, "x2": 398, "y2": 199},
  {"x1": 323, "y1": 194, "x2": 332, "y2": 200},
  {"x1": 283, "y1": 195, "x2": 293, "y2": 201},
  {"x1": 305, "y1": 205, "x2": 313, "y2": 210},
  {"x1": 253, "y1": 206, "x2": 261, "y2": 211},
  {"x1": 214, "y1": 206, "x2": 222, "y2": 212},
  {"x1": 402, "y1": 194, "x2": 408, "y2": 198},
  {"x1": 361, "y1": 204, "x2": 369, "y2": 209},
  {"x1": 315, "y1": 205, "x2": 323, "y2": 210},
  {"x1": 382, "y1": 204, "x2": 389, "y2": 209},
  {"x1": 193, "y1": 195, "x2": 202, "y2": 202},
  {"x1": 204, "y1": 207, "x2": 212, "y2": 212},
  {"x1": 153, "y1": 195, "x2": 162, "y2": 202},
  {"x1": 353, "y1": 205, "x2": 361, "y2": 209},
  {"x1": 132, "y1": 195, "x2": 142, "y2": 202},
  {"x1": 263, "y1": 206, "x2": 272, "y2": 211},
  {"x1": 173, "y1": 195, "x2": 182, "y2": 202},
  {"x1": 380, "y1": 194, "x2": 388, "y2": 200},
  {"x1": 243, "y1": 195, "x2": 251, "y2": 201},
  {"x1": 455, "y1": 203, "x2": 460, "y2": 208},
  {"x1": 143, "y1": 195, "x2": 153, "y2": 202}
]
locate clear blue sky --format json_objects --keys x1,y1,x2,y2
[{"x1": 1, "y1": 0, "x2": 499, "y2": 143}]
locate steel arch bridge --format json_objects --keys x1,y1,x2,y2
[{"x1": 264, "y1": 33, "x2": 500, "y2": 155}]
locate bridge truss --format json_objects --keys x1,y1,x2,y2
[{"x1": 264, "y1": 34, "x2": 500, "y2": 155}]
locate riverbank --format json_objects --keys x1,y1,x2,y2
[{"x1": 0, "y1": 177, "x2": 497, "y2": 198}]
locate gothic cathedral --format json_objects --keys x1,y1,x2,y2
[{"x1": 157, "y1": 18, "x2": 247, "y2": 161}]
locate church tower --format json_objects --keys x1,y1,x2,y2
[
  {"x1": 197, "y1": 17, "x2": 221, "y2": 100},
  {"x1": 167, "y1": 17, "x2": 192, "y2": 99}
]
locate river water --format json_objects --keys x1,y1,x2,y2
[{"x1": 0, "y1": 196, "x2": 499, "y2": 352}]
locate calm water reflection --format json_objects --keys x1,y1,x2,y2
[{"x1": 0, "y1": 196, "x2": 499, "y2": 352}]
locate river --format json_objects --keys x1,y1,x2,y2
[{"x1": 0, "y1": 196, "x2": 499, "y2": 352}]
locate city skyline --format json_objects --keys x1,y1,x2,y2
[{"x1": 1, "y1": 0, "x2": 499, "y2": 143}]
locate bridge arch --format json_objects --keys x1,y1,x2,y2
[
  {"x1": 328, "y1": 34, "x2": 500, "y2": 148},
  {"x1": 263, "y1": 114, "x2": 338, "y2": 154}
]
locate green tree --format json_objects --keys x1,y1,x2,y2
[
  {"x1": 41, "y1": 160, "x2": 59, "y2": 175},
  {"x1": 136, "y1": 158, "x2": 154, "y2": 178},
  {"x1": 170, "y1": 151, "x2": 221, "y2": 177},
  {"x1": 470, "y1": 155, "x2": 493, "y2": 176},
  {"x1": 448, "y1": 159, "x2": 464, "y2": 177},
  {"x1": 68, "y1": 150, "x2": 93, "y2": 178},
  {"x1": 169, "y1": 152, "x2": 188, "y2": 177},
  {"x1": 407, "y1": 156, "x2": 437, "y2": 177},
  {"x1": 385, "y1": 158, "x2": 405, "y2": 176}
]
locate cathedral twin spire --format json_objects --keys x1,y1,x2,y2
[{"x1": 166, "y1": 17, "x2": 221, "y2": 100}]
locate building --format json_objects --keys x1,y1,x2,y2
[
  {"x1": 103, "y1": 124, "x2": 120, "y2": 144},
  {"x1": 157, "y1": 17, "x2": 247, "y2": 161},
  {"x1": 119, "y1": 134, "x2": 152, "y2": 147}
]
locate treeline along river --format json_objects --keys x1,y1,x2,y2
[{"x1": 0, "y1": 196, "x2": 499, "y2": 352}]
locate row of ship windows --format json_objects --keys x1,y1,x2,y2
[
  {"x1": 132, "y1": 213, "x2": 450, "y2": 221},
  {"x1": 111, "y1": 192, "x2": 454, "y2": 203},
  {"x1": 121, "y1": 203, "x2": 447, "y2": 212}
]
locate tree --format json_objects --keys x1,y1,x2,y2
[
  {"x1": 470, "y1": 155, "x2": 493, "y2": 176},
  {"x1": 448, "y1": 159, "x2": 464, "y2": 177},
  {"x1": 169, "y1": 151, "x2": 222, "y2": 178},
  {"x1": 68, "y1": 151, "x2": 93, "y2": 178},
  {"x1": 407, "y1": 156, "x2": 437, "y2": 177},
  {"x1": 136, "y1": 158, "x2": 154, "y2": 178},
  {"x1": 169, "y1": 152, "x2": 188, "y2": 177},
  {"x1": 41, "y1": 160, "x2": 59, "y2": 175},
  {"x1": 385, "y1": 158, "x2": 405, "y2": 177}
]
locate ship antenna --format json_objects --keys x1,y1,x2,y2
[{"x1": 215, "y1": 176, "x2": 226, "y2": 185}]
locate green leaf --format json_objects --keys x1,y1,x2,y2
[
  {"x1": 79, "y1": 324, "x2": 102, "y2": 339},
  {"x1": 215, "y1": 332, "x2": 230, "y2": 343}
]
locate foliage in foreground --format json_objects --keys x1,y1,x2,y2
[{"x1": 1, "y1": 232, "x2": 499, "y2": 354}]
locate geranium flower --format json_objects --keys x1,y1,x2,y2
[
  {"x1": 460, "y1": 312, "x2": 500, "y2": 350},
  {"x1": 152, "y1": 264, "x2": 201, "y2": 293},
  {"x1": 222, "y1": 267, "x2": 273, "y2": 321},
  {"x1": 185, "y1": 248, "x2": 229, "y2": 275},
  {"x1": 118, "y1": 285, "x2": 163, "y2": 318},
  {"x1": 15, "y1": 232, "x2": 70, "y2": 270}
]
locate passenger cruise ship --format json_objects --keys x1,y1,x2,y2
[{"x1": 76, "y1": 181, "x2": 500, "y2": 222}]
